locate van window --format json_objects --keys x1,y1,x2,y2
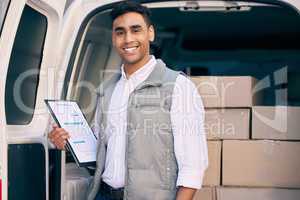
[
  {"x1": 0, "y1": 0, "x2": 10, "y2": 36},
  {"x1": 64, "y1": 11, "x2": 117, "y2": 123},
  {"x1": 5, "y1": 5, "x2": 47, "y2": 125}
]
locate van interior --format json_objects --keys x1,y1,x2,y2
[{"x1": 4, "y1": 1, "x2": 300, "y2": 200}]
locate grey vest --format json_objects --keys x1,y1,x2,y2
[{"x1": 87, "y1": 60, "x2": 179, "y2": 200}]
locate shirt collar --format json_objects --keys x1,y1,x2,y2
[{"x1": 120, "y1": 55, "x2": 157, "y2": 81}]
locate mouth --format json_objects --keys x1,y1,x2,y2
[{"x1": 123, "y1": 46, "x2": 139, "y2": 54}]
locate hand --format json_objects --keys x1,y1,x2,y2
[{"x1": 48, "y1": 124, "x2": 70, "y2": 150}]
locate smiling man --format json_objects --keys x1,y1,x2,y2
[
  {"x1": 112, "y1": 11, "x2": 154, "y2": 76},
  {"x1": 49, "y1": 1, "x2": 208, "y2": 200}
]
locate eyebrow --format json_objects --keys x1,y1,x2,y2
[
  {"x1": 114, "y1": 24, "x2": 143, "y2": 32},
  {"x1": 130, "y1": 25, "x2": 142, "y2": 29},
  {"x1": 114, "y1": 27, "x2": 125, "y2": 32}
]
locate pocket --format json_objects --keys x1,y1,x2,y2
[{"x1": 137, "y1": 97, "x2": 162, "y2": 107}]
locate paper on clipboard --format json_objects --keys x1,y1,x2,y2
[{"x1": 45, "y1": 100, "x2": 97, "y2": 167}]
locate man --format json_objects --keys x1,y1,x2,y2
[{"x1": 49, "y1": 1, "x2": 208, "y2": 200}]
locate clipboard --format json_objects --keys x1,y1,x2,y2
[{"x1": 45, "y1": 99, "x2": 97, "y2": 167}]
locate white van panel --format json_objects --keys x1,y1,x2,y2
[
  {"x1": 283, "y1": 0, "x2": 300, "y2": 12},
  {"x1": 0, "y1": 0, "x2": 66, "y2": 199},
  {"x1": 0, "y1": 1, "x2": 28, "y2": 199}
]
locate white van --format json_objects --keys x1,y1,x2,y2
[{"x1": 0, "y1": 0, "x2": 299, "y2": 200}]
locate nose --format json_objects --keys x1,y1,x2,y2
[{"x1": 125, "y1": 31, "x2": 134, "y2": 43}]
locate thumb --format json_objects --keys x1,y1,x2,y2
[{"x1": 52, "y1": 123, "x2": 59, "y2": 129}]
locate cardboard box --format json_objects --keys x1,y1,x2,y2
[
  {"x1": 216, "y1": 187, "x2": 300, "y2": 200},
  {"x1": 191, "y1": 76, "x2": 261, "y2": 108},
  {"x1": 193, "y1": 187, "x2": 216, "y2": 200},
  {"x1": 203, "y1": 141, "x2": 221, "y2": 186},
  {"x1": 65, "y1": 163, "x2": 92, "y2": 200},
  {"x1": 205, "y1": 109, "x2": 250, "y2": 140},
  {"x1": 252, "y1": 106, "x2": 300, "y2": 140},
  {"x1": 222, "y1": 140, "x2": 300, "y2": 188}
]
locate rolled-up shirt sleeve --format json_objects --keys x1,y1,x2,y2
[{"x1": 171, "y1": 74, "x2": 209, "y2": 189}]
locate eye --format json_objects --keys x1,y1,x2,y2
[
  {"x1": 132, "y1": 27, "x2": 142, "y2": 33},
  {"x1": 115, "y1": 30, "x2": 124, "y2": 36}
]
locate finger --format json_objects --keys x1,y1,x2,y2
[
  {"x1": 48, "y1": 125, "x2": 60, "y2": 139},
  {"x1": 55, "y1": 127, "x2": 66, "y2": 132},
  {"x1": 56, "y1": 140, "x2": 67, "y2": 150},
  {"x1": 49, "y1": 130, "x2": 67, "y2": 144},
  {"x1": 57, "y1": 134, "x2": 70, "y2": 142},
  {"x1": 50, "y1": 124, "x2": 59, "y2": 134},
  {"x1": 52, "y1": 124, "x2": 58, "y2": 129},
  {"x1": 53, "y1": 131, "x2": 70, "y2": 147},
  {"x1": 52, "y1": 129, "x2": 69, "y2": 140},
  {"x1": 48, "y1": 129, "x2": 57, "y2": 140},
  {"x1": 53, "y1": 138, "x2": 64, "y2": 149},
  {"x1": 53, "y1": 128, "x2": 69, "y2": 137},
  {"x1": 49, "y1": 129, "x2": 61, "y2": 139}
]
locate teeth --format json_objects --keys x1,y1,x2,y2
[{"x1": 124, "y1": 47, "x2": 138, "y2": 52}]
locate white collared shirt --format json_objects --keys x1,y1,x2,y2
[{"x1": 99, "y1": 56, "x2": 208, "y2": 189}]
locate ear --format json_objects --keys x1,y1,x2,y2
[{"x1": 148, "y1": 25, "x2": 155, "y2": 42}]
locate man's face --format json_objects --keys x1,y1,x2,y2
[{"x1": 112, "y1": 12, "x2": 155, "y2": 66}]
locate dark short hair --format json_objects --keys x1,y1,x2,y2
[{"x1": 110, "y1": 1, "x2": 152, "y2": 26}]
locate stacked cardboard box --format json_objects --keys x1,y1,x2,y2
[
  {"x1": 216, "y1": 187, "x2": 300, "y2": 200},
  {"x1": 191, "y1": 76, "x2": 261, "y2": 108},
  {"x1": 193, "y1": 186, "x2": 300, "y2": 200},
  {"x1": 223, "y1": 140, "x2": 300, "y2": 188},
  {"x1": 203, "y1": 141, "x2": 221, "y2": 186},
  {"x1": 191, "y1": 76, "x2": 300, "y2": 200},
  {"x1": 205, "y1": 109, "x2": 249, "y2": 140},
  {"x1": 252, "y1": 106, "x2": 300, "y2": 140}
]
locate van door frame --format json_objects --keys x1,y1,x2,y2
[{"x1": 0, "y1": 0, "x2": 66, "y2": 200}]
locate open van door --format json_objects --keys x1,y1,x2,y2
[{"x1": 0, "y1": 0, "x2": 66, "y2": 200}]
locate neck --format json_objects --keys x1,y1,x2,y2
[{"x1": 124, "y1": 55, "x2": 151, "y2": 77}]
